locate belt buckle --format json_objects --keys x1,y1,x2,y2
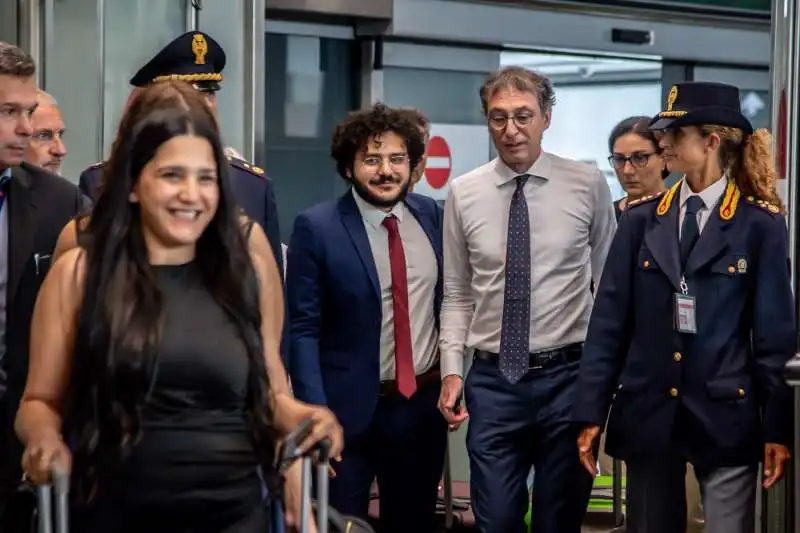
[{"x1": 528, "y1": 356, "x2": 545, "y2": 371}]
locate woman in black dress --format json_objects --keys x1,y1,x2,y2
[
  {"x1": 608, "y1": 116, "x2": 669, "y2": 219},
  {"x1": 15, "y1": 81, "x2": 341, "y2": 532}
]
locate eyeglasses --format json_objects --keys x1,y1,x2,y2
[
  {"x1": 608, "y1": 153, "x2": 656, "y2": 169},
  {"x1": 487, "y1": 112, "x2": 535, "y2": 131},
  {"x1": 360, "y1": 154, "x2": 409, "y2": 168}
]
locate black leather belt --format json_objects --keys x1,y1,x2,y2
[
  {"x1": 379, "y1": 365, "x2": 440, "y2": 397},
  {"x1": 474, "y1": 342, "x2": 583, "y2": 371}
]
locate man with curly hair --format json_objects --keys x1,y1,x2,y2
[{"x1": 286, "y1": 103, "x2": 446, "y2": 533}]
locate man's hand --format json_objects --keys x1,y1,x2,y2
[
  {"x1": 763, "y1": 443, "x2": 790, "y2": 489},
  {"x1": 438, "y1": 375, "x2": 468, "y2": 430},
  {"x1": 577, "y1": 425, "x2": 601, "y2": 476}
]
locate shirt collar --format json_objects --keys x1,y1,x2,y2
[
  {"x1": 679, "y1": 174, "x2": 728, "y2": 211},
  {"x1": 0, "y1": 168, "x2": 10, "y2": 180},
  {"x1": 351, "y1": 188, "x2": 405, "y2": 230},
  {"x1": 494, "y1": 151, "x2": 552, "y2": 187}
]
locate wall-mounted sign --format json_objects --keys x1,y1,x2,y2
[{"x1": 413, "y1": 124, "x2": 492, "y2": 201}]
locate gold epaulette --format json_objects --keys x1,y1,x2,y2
[
  {"x1": 746, "y1": 196, "x2": 781, "y2": 215},
  {"x1": 227, "y1": 155, "x2": 265, "y2": 178},
  {"x1": 627, "y1": 190, "x2": 666, "y2": 209},
  {"x1": 656, "y1": 180, "x2": 682, "y2": 216}
]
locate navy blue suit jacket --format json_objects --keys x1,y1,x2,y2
[
  {"x1": 287, "y1": 192, "x2": 443, "y2": 436},
  {"x1": 573, "y1": 182, "x2": 796, "y2": 469},
  {"x1": 77, "y1": 156, "x2": 284, "y2": 276}
]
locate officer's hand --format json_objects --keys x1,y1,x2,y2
[
  {"x1": 438, "y1": 375, "x2": 468, "y2": 430},
  {"x1": 763, "y1": 443, "x2": 790, "y2": 489},
  {"x1": 577, "y1": 425, "x2": 601, "y2": 476}
]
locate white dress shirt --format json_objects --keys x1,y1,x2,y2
[
  {"x1": 352, "y1": 190, "x2": 439, "y2": 381},
  {"x1": 678, "y1": 175, "x2": 727, "y2": 238},
  {"x1": 439, "y1": 153, "x2": 617, "y2": 379}
]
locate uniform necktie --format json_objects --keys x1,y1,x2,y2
[
  {"x1": 499, "y1": 175, "x2": 531, "y2": 384},
  {"x1": 680, "y1": 196, "x2": 704, "y2": 268},
  {"x1": 382, "y1": 215, "x2": 417, "y2": 398}
]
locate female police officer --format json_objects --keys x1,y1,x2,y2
[{"x1": 571, "y1": 81, "x2": 795, "y2": 533}]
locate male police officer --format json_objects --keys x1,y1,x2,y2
[{"x1": 77, "y1": 31, "x2": 283, "y2": 274}]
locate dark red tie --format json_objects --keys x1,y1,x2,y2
[{"x1": 382, "y1": 215, "x2": 417, "y2": 398}]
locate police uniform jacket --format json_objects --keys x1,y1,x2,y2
[
  {"x1": 77, "y1": 156, "x2": 283, "y2": 275},
  {"x1": 572, "y1": 179, "x2": 795, "y2": 469}
]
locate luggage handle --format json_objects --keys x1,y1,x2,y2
[
  {"x1": 37, "y1": 463, "x2": 69, "y2": 533},
  {"x1": 299, "y1": 439, "x2": 331, "y2": 533}
]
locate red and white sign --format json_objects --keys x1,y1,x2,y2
[
  {"x1": 425, "y1": 136, "x2": 452, "y2": 189},
  {"x1": 415, "y1": 124, "x2": 491, "y2": 201}
]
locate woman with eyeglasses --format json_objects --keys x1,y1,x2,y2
[{"x1": 608, "y1": 116, "x2": 669, "y2": 220}]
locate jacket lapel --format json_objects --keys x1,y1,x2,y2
[
  {"x1": 684, "y1": 181, "x2": 738, "y2": 276},
  {"x1": 643, "y1": 182, "x2": 682, "y2": 291},
  {"x1": 8, "y1": 166, "x2": 37, "y2": 308},
  {"x1": 338, "y1": 193, "x2": 381, "y2": 300}
]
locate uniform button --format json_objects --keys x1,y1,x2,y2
[
  {"x1": 673, "y1": 352, "x2": 682, "y2": 362},
  {"x1": 738, "y1": 388, "x2": 745, "y2": 397},
  {"x1": 669, "y1": 388, "x2": 678, "y2": 397},
  {"x1": 727, "y1": 265, "x2": 735, "y2": 273},
  {"x1": 643, "y1": 260, "x2": 650, "y2": 268}
]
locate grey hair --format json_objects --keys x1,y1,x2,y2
[{"x1": 480, "y1": 66, "x2": 556, "y2": 116}]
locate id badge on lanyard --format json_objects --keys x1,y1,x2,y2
[{"x1": 674, "y1": 275, "x2": 697, "y2": 334}]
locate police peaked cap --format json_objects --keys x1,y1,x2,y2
[
  {"x1": 129, "y1": 31, "x2": 226, "y2": 92},
  {"x1": 649, "y1": 81, "x2": 753, "y2": 134}
]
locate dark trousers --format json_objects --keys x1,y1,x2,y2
[
  {"x1": 328, "y1": 381, "x2": 447, "y2": 533},
  {"x1": 626, "y1": 454, "x2": 757, "y2": 533},
  {"x1": 465, "y1": 357, "x2": 594, "y2": 533}
]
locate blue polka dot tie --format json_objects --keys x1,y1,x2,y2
[{"x1": 499, "y1": 175, "x2": 531, "y2": 384}]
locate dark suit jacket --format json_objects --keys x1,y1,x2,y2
[
  {"x1": 572, "y1": 182, "x2": 796, "y2": 469},
  {"x1": 77, "y1": 156, "x2": 284, "y2": 276},
  {"x1": 287, "y1": 192, "x2": 443, "y2": 437},
  {"x1": 1, "y1": 163, "x2": 86, "y2": 485}
]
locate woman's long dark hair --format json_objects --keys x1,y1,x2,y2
[{"x1": 69, "y1": 81, "x2": 281, "y2": 501}]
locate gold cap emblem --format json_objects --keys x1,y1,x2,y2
[
  {"x1": 192, "y1": 34, "x2": 208, "y2": 65},
  {"x1": 666, "y1": 86, "x2": 679, "y2": 112}
]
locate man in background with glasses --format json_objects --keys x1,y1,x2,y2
[
  {"x1": 24, "y1": 90, "x2": 67, "y2": 176},
  {"x1": 286, "y1": 103, "x2": 447, "y2": 533},
  {"x1": 437, "y1": 66, "x2": 616, "y2": 533}
]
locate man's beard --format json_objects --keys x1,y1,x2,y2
[{"x1": 351, "y1": 174, "x2": 411, "y2": 209}]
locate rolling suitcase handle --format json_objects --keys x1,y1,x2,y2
[
  {"x1": 36, "y1": 463, "x2": 69, "y2": 533},
  {"x1": 300, "y1": 438, "x2": 331, "y2": 533}
]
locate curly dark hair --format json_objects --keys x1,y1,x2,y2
[{"x1": 330, "y1": 103, "x2": 427, "y2": 181}]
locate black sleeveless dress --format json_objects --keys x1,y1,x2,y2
[{"x1": 75, "y1": 262, "x2": 268, "y2": 533}]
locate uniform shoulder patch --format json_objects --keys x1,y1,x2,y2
[
  {"x1": 745, "y1": 196, "x2": 782, "y2": 215},
  {"x1": 227, "y1": 155, "x2": 265, "y2": 178},
  {"x1": 626, "y1": 190, "x2": 666, "y2": 209}
]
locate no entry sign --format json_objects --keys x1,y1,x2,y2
[
  {"x1": 424, "y1": 136, "x2": 452, "y2": 189},
  {"x1": 412, "y1": 123, "x2": 491, "y2": 202}
]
